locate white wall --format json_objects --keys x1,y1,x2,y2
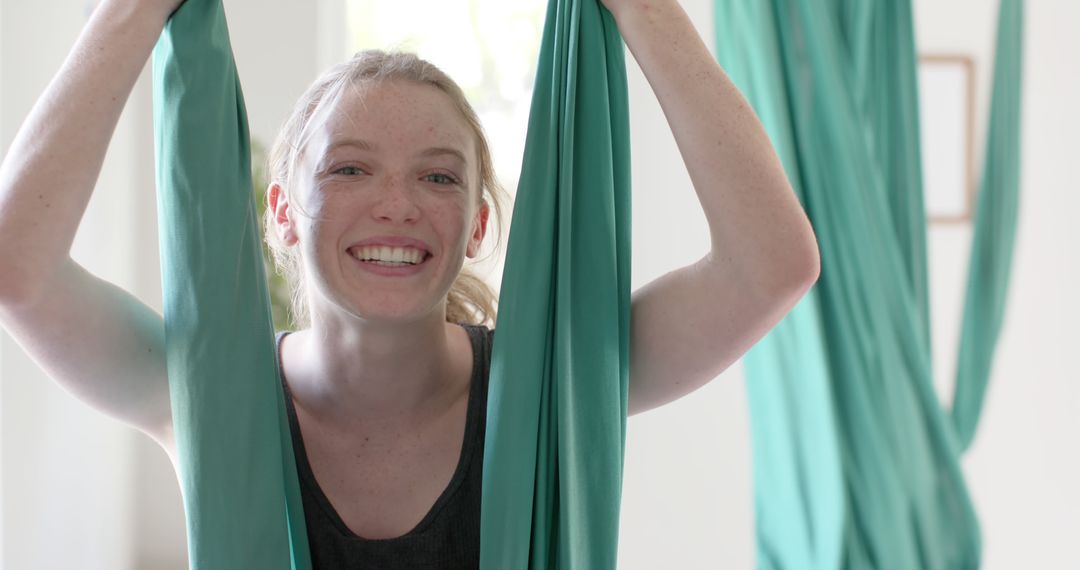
[
  {"x1": 915, "y1": 1, "x2": 1080, "y2": 568},
  {"x1": 1, "y1": 0, "x2": 1076, "y2": 569},
  {"x1": 617, "y1": 0, "x2": 753, "y2": 567}
]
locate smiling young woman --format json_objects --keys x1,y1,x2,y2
[
  {"x1": 0, "y1": 0, "x2": 818, "y2": 567},
  {"x1": 257, "y1": 54, "x2": 508, "y2": 560}
]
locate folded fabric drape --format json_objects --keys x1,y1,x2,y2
[
  {"x1": 153, "y1": 0, "x2": 311, "y2": 567},
  {"x1": 153, "y1": 0, "x2": 630, "y2": 567},
  {"x1": 153, "y1": 1, "x2": 312, "y2": 567},
  {"x1": 480, "y1": 0, "x2": 631, "y2": 567},
  {"x1": 713, "y1": 0, "x2": 1024, "y2": 567},
  {"x1": 952, "y1": 0, "x2": 1024, "y2": 454}
]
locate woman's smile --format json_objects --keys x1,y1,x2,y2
[{"x1": 347, "y1": 244, "x2": 434, "y2": 277}]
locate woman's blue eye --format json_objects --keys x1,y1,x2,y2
[
  {"x1": 425, "y1": 173, "x2": 458, "y2": 185},
  {"x1": 334, "y1": 166, "x2": 364, "y2": 176}
]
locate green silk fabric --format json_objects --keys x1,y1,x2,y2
[
  {"x1": 152, "y1": 0, "x2": 630, "y2": 567},
  {"x1": 951, "y1": 0, "x2": 1024, "y2": 453},
  {"x1": 480, "y1": 0, "x2": 631, "y2": 567},
  {"x1": 152, "y1": 0, "x2": 312, "y2": 568},
  {"x1": 713, "y1": 0, "x2": 1024, "y2": 568}
]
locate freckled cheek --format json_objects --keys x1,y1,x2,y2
[
  {"x1": 295, "y1": 198, "x2": 350, "y2": 258},
  {"x1": 304, "y1": 192, "x2": 373, "y2": 230},
  {"x1": 426, "y1": 202, "x2": 473, "y2": 245}
]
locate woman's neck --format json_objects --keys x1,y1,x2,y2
[{"x1": 281, "y1": 312, "x2": 472, "y2": 429}]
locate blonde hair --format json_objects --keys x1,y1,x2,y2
[{"x1": 264, "y1": 50, "x2": 507, "y2": 328}]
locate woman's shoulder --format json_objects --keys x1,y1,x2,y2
[
  {"x1": 460, "y1": 322, "x2": 493, "y2": 344},
  {"x1": 458, "y1": 322, "x2": 493, "y2": 337},
  {"x1": 457, "y1": 323, "x2": 494, "y2": 371}
]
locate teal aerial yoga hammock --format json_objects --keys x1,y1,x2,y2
[
  {"x1": 153, "y1": 0, "x2": 629, "y2": 567},
  {"x1": 153, "y1": 2, "x2": 311, "y2": 567},
  {"x1": 480, "y1": 0, "x2": 631, "y2": 567},
  {"x1": 713, "y1": 0, "x2": 1024, "y2": 567}
]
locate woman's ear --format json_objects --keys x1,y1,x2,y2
[
  {"x1": 466, "y1": 201, "x2": 490, "y2": 258},
  {"x1": 267, "y1": 182, "x2": 298, "y2": 245}
]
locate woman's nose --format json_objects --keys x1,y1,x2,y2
[{"x1": 370, "y1": 176, "x2": 421, "y2": 223}]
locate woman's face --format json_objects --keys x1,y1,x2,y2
[{"x1": 284, "y1": 80, "x2": 489, "y2": 324}]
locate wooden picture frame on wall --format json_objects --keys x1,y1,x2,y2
[{"x1": 918, "y1": 54, "x2": 977, "y2": 225}]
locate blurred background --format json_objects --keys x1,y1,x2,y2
[{"x1": 1, "y1": 0, "x2": 1076, "y2": 568}]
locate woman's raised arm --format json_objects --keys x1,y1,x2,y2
[
  {"x1": 0, "y1": 0, "x2": 185, "y2": 453},
  {"x1": 601, "y1": 0, "x2": 821, "y2": 415},
  {"x1": 0, "y1": 0, "x2": 178, "y2": 296}
]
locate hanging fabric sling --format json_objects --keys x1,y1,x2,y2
[
  {"x1": 712, "y1": 0, "x2": 1024, "y2": 567},
  {"x1": 481, "y1": 0, "x2": 631, "y2": 567},
  {"x1": 152, "y1": 0, "x2": 630, "y2": 566},
  {"x1": 152, "y1": 0, "x2": 311, "y2": 567}
]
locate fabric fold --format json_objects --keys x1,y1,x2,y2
[
  {"x1": 152, "y1": 0, "x2": 311, "y2": 567},
  {"x1": 715, "y1": 0, "x2": 1024, "y2": 567},
  {"x1": 481, "y1": 0, "x2": 632, "y2": 568}
]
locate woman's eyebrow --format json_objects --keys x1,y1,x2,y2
[
  {"x1": 419, "y1": 147, "x2": 467, "y2": 165},
  {"x1": 325, "y1": 138, "x2": 466, "y2": 165},
  {"x1": 325, "y1": 138, "x2": 375, "y2": 153}
]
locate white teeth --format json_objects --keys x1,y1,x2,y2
[{"x1": 350, "y1": 245, "x2": 426, "y2": 265}]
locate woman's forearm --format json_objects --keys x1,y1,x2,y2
[{"x1": 0, "y1": 1, "x2": 169, "y2": 303}]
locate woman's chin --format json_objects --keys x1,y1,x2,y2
[
  {"x1": 344, "y1": 298, "x2": 446, "y2": 326},
  {"x1": 311, "y1": 281, "x2": 449, "y2": 326}
]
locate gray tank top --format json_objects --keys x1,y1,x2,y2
[{"x1": 275, "y1": 324, "x2": 493, "y2": 569}]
